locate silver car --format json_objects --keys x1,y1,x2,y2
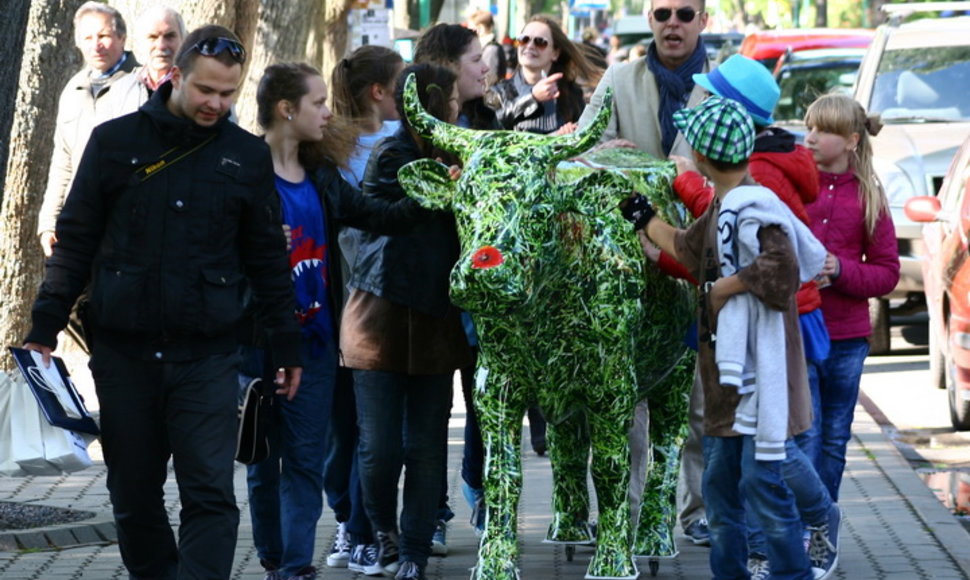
[{"x1": 852, "y1": 7, "x2": 970, "y2": 353}]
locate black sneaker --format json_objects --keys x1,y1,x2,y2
[
  {"x1": 683, "y1": 518, "x2": 711, "y2": 546},
  {"x1": 747, "y1": 554, "x2": 770, "y2": 580},
  {"x1": 807, "y1": 504, "x2": 841, "y2": 580},
  {"x1": 349, "y1": 543, "x2": 383, "y2": 576},
  {"x1": 394, "y1": 560, "x2": 425, "y2": 580},
  {"x1": 285, "y1": 565, "x2": 317, "y2": 580},
  {"x1": 376, "y1": 529, "x2": 400, "y2": 576},
  {"x1": 326, "y1": 522, "x2": 351, "y2": 568}
]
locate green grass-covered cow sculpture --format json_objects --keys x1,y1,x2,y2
[{"x1": 397, "y1": 73, "x2": 695, "y2": 580}]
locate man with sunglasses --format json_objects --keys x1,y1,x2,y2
[
  {"x1": 577, "y1": 0, "x2": 715, "y2": 553},
  {"x1": 23, "y1": 24, "x2": 301, "y2": 580}
]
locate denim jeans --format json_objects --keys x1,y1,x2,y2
[
  {"x1": 246, "y1": 341, "x2": 337, "y2": 577},
  {"x1": 322, "y1": 368, "x2": 373, "y2": 545},
  {"x1": 746, "y1": 439, "x2": 833, "y2": 557},
  {"x1": 798, "y1": 338, "x2": 869, "y2": 501},
  {"x1": 702, "y1": 435, "x2": 813, "y2": 580},
  {"x1": 354, "y1": 370, "x2": 452, "y2": 568}
]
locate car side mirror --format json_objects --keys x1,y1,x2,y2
[{"x1": 904, "y1": 195, "x2": 943, "y2": 222}]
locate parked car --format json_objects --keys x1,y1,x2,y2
[
  {"x1": 739, "y1": 27, "x2": 874, "y2": 71},
  {"x1": 773, "y1": 47, "x2": 867, "y2": 126},
  {"x1": 701, "y1": 31, "x2": 745, "y2": 62},
  {"x1": 852, "y1": 8, "x2": 970, "y2": 353},
  {"x1": 903, "y1": 133, "x2": 970, "y2": 430}
]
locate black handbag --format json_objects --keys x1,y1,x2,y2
[{"x1": 235, "y1": 377, "x2": 276, "y2": 464}]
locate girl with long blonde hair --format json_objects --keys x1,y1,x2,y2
[{"x1": 801, "y1": 93, "x2": 900, "y2": 502}]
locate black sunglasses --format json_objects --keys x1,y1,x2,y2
[
  {"x1": 515, "y1": 35, "x2": 550, "y2": 49},
  {"x1": 190, "y1": 37, "x2": 247, "y2": 64},
  {"x1": 652, "y1": 7, "x2": 698, "y2": 23}
]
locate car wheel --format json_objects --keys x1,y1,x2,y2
[
  {"x1": 868, "y1": 297, "x2": 891, "y2": 355},
  {"x1": 929, "y1": 320, "x2": 946, "y2": 390},
  {"x1": 944, "y1": 337, "x2": 970, "y2": 430}
]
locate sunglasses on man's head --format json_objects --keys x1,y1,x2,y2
[
  {"x1": 515, "y1": 35, "x2": 550, "y2": 49},
  {"x1": 652, "y1": 7, "x2": 698, "y2": 23},
  {"x1": 190, "y1": 37, "x2": 247, "y2": 64}
]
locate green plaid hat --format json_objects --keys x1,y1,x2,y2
[{"x1": 673, "y1": 96, "x2": 755, "y2": 164}]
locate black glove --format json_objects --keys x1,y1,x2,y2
[{"x1": 621, "y1": 194, "x2": 656, "y2": 231}]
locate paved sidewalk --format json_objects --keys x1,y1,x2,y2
[{"x1": 1, "y1": 388, "x2": 969, "y2": 580}]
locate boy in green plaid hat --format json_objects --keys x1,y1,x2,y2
[{"x1": 622, "y1": 95, "x2": 828, "y2": 580}]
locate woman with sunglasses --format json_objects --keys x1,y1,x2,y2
[{"x1": 489, "y1": 15, "x2": 598, "y2": 135}]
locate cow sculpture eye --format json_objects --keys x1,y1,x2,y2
[{"x1": 471, "y1": 245, "x2": 504, "y2": 269}]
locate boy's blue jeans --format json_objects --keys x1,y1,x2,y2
[
  {"x1": 703, "y1": 435, "x2": 814, "y2": 580},
  {"x1": 797, "y1": 338, "x2": 870, "y2": 501},
  {"x1": 746, "y1": 439, "x2": 833, "y2": 557},
  {"x1": 245, "y1": 341, "x2": 337, "y2": 577}
]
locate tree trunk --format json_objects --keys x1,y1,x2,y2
[
  {"x1": 0, "y1": 0, "x2": 85, "y2": 372},
  {"x1": 815, "y1": 0, "x2": 828, "y2": 27},
  {"x1": 0, "y1": 0, "x2": 31, "y2": 199}
]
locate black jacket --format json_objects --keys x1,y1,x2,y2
[
  {"x1": 489, "y1": 71, "x2": 585, "y2": 134},
  {"x1": 27, "y1": 83, "x2": 301, "y2": 366},
  {"x1": 305, "y1": 164, "x2": 428, "y2": 342},
  {"x1": 349, "y1": 126, "x2": 461, "y2": 318}
]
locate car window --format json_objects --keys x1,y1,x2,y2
[
  {"x1": 868, "y1": 45, "x2": 970, "y2": 121},
  {"x1": 775, "y1": 63, "x2": 859, "y2": 122}
]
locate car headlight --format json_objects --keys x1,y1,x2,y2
[{"x1": 874, "y1": 158, "x2": 917, "y2": 206}]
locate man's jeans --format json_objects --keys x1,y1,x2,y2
[
  {"x1": 703, "y1": 435, "x2": 813, "y2": 580},
  {"x1": 246, "y1": 341, "x2": 336, "y2": 577},
  {"x1": 354, "y1": 370, "x2": 452, "y2": 568},
  {"x1": 798, "y1": 338, "x2": 870, "y2": 501},
  {"x1": 746, "y1": 439, "x2": 833, "y2": 557}
]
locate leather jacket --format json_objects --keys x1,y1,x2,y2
[{"x1": 348, "y1": 126, "x2": 461, "y2": 318}]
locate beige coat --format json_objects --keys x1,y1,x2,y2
[
  {"x1": 577, "y1": 53, "x2": 712, "y2": 159},
  {"x1": 37, "y1": 53, "x2": 139, "y2": 237}
]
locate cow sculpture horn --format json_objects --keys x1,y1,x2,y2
[{"x1": 402, "y1": 73, "x2": 614, "y2": 163}]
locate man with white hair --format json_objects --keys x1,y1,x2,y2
[{"x1": 110, "y1": 5, "x2": 185, "y2": 109}]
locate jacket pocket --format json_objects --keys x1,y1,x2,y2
[
  {"x1": 89, "y1": 265, "x2": 149, "y2": 334},
  {"x1": 201, "y1": 269, "x2": 246, "y2": 336}
]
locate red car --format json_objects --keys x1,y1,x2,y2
[
  {"x1": 904, "y1": 134, "x2": 970, "y2": 431},
  {"x1": 738, "y1": 27, "x2": 874, "y2": 71}
]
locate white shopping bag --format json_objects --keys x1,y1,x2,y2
[
  {"x1": 40, "y1": 419, "x2": 93, "y2": 473},
  {"x1": 7, "y1": 373, "x2": 60, "y2": 475},
  {"x1": 0, "y1": 372, "x2": 27, "y2": 476}
]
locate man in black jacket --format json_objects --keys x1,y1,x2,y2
[{"x1": 23, "y1": 25, "x2": 302, "y2": 580}]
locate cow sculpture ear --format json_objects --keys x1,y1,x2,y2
[{"x1": 398, "y1": 158, "x2": 456, "y2": 211}]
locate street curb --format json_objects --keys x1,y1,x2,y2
[
  {"x1": 854, "y1": 395, "x2": 970, "y2": 579},
  {"x1": 0, "y1": 513, "x2": 115, "y2": 552}
]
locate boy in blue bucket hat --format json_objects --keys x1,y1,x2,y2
[{"x1": 621, "y1": 95, "x2": 833, "y2": 580}]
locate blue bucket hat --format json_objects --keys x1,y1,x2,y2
[
  {"x1": 673, "y1": 96, "x2": 755, "y2": 165},
  {"x1": 693, "y1": 54, "x2": 780, "y2": 126}
]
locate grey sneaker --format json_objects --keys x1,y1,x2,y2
[
  {"x1": 807, "y1": 504, "x2": 841, "y2": 580},
  {"x1": 683, "y1": 518, "x2": 711, "y2": 546},
  {"x1": 747, "y1": 555, "x2": 770, "y2": 580},
  {"x1": 326, "y1": 522, "x2": 351, "y2": 568},
  {"x1": 376, "y1": 529, "x2": 400, "y2": 576},
  {"x1": 349, "y1": 543, "x2": 384, "y2": 576},
  {"x1": 431, "y1": 519, "x2": 448, "y2": 556},
  {"x1": 394, "y1": 560, "x2": 425, "y2": 580}
]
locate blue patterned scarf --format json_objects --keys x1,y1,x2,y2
[{"x1": 646, "y1": 39, "x2": 708, "y2": 155}]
